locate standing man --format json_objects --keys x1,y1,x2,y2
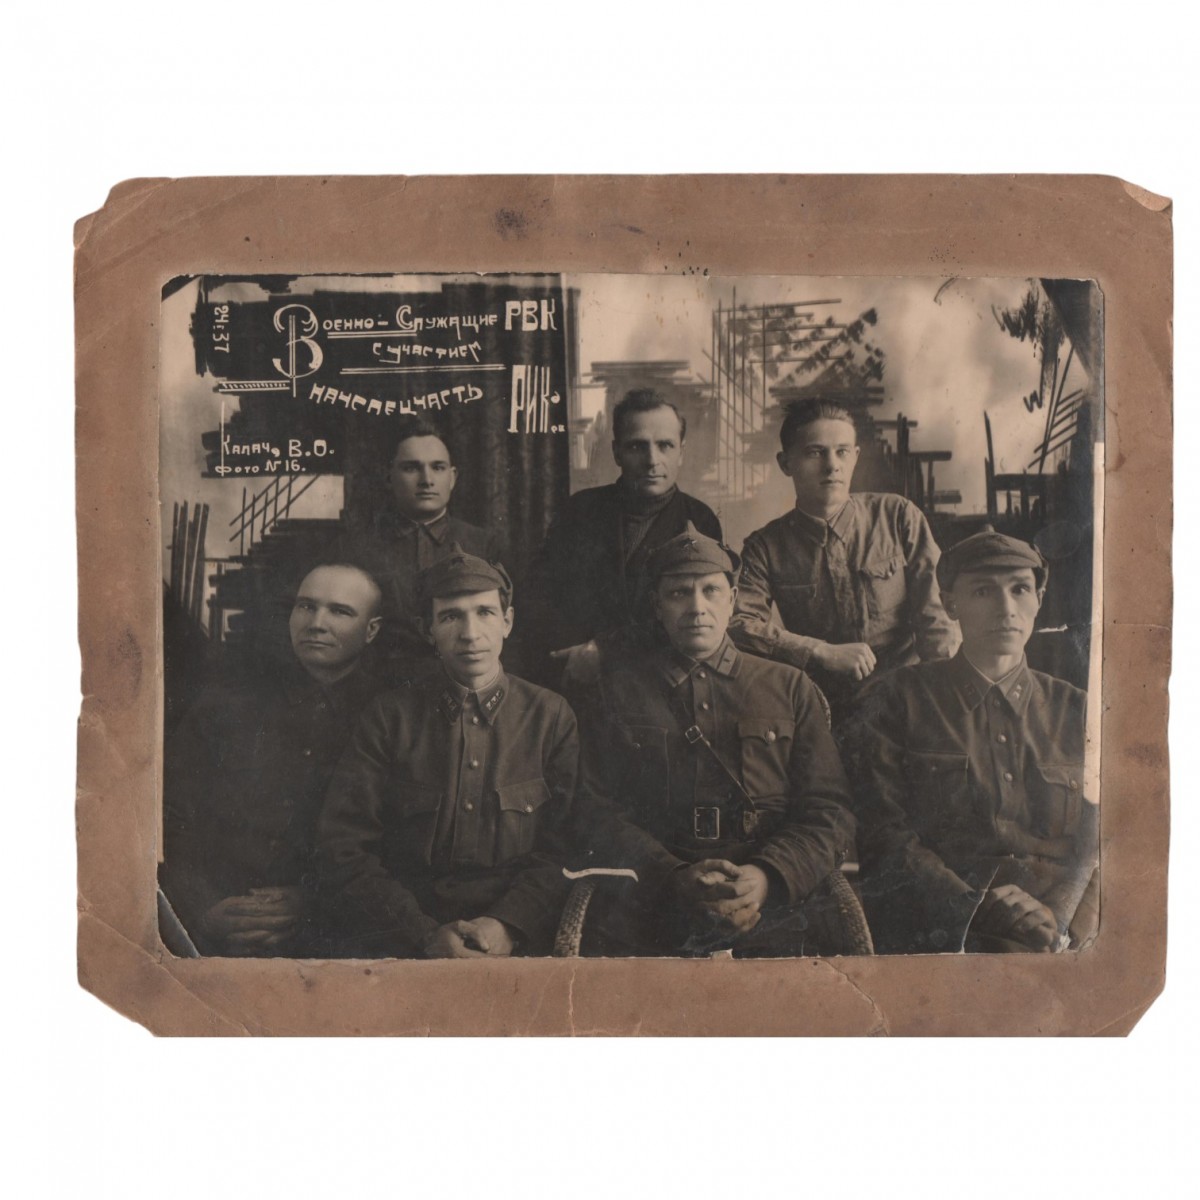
[
  {"x1": 318, "y1": 548, "x2": 578, "y2": 958},
  {"x1": 844, "y1": 531, "x2": 1098, "y2": 954},
  {"x1": 731, "y1": 399, "x2": 957, "y2": 721},
  {"x1": 527, "y1": 388, "x2": 722, "y2": 684},
  {"x1": 343, "y1": 414, "x2": 503, "y2": 678},
  {"x1": 572, "y1": 523, "x2": 857, "y2": 957},
  {"x1": 161, "y1": 563, "x2": 384, "y2": 956}
]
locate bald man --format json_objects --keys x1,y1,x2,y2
[{"x1": 160, "y1": 563, "x2": 384, "y2": 956}]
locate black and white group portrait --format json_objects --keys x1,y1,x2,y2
[{"x1": 157, "y1": 272, "x2": 1102, "y2": 962}]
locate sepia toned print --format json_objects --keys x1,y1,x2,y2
[{"x1": 157, "y1": 271, "x2": 1101, "y2": 962}]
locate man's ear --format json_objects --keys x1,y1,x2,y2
[
  {"x1": 502, "y1": 607, "x2": 515, "y2": 638},
  {"x1": 421, "y1": 617, "x2": 436, "y2": 647},
  {"x1": 446, "y1": 464, "x2": 459, "y2": 495},
  {"x1": 366, "y1": 616, "x2": 383, "y2": 645},
  {"x1": 776, "y1": 450, "x2": 792, "y2": 477},
  {"x1": 611, "y1": 439, "x2": 620, "y2": 468}
]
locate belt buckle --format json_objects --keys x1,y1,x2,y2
[{"x1": 694, "y1": 806, "x2": 721, "y2": 841}]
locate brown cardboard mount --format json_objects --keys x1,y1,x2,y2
[{"x1": 75, "y1": 175, "x2": 1172, "y2": 1036}]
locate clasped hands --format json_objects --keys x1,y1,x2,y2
[
  {"x1": 424, "y1": 916, "x2": 516, "y2": 959},
  {"x1": 674, "y1": 858, "x2": 771, "y2": 934},
  {"x1": 203, "y1": 885, "x2": 305, "y2": 955}
]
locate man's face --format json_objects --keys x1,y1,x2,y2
[
  {"x1": 289, "y1": 566, "x2": 382, "y2": 683},
  {"x1": 654, "y1": 571, "x2": 737, "y2": 659},
  {"x1": 389, "y1": 435, "x2": 457, "y2": 519},
  {"x1": 613, "y1": 407, "x2": 685, "y2": 498},
  {"x1": 778, "y1": 417, "x2": 860, "y2": 515},
  {"x1": 945, "y1": 567, "x2": 1043, "y2": 657},
  {"x1": 427, "y1": 588, "x2": 514, "y2": 687}
]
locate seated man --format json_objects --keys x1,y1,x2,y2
[
  {"x1": 730, "y1": 399, "x2": 957, "y2": 724},
  {"x1": 844, "y1": 531, "x2": 1098, "y2": 954},
  {"x1": 340, "y1": 414, "x2": 503, "y2": 679},
  {"x1": 160, "y1": 563, "x2": 384, "y2": 956},
  {"x1": 572, "y1": 523, "x2": 857, "y2": 957},
  {"x1": 318, "y1": 548, "x2": 578, "y2": 958}
]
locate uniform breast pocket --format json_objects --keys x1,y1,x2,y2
[
  {"x1": 620, "y1": 724, "x2": 672, "y2": 804},
  {"x1": 737, "y1": 718, "x2": 795, "y2": 804},
  {"x1": 388, "y1": 781, "x2": 445, "y2": 861},
  {"x1": 495, "y1": 778, "x2": 553, "y2": 859},
  {"x1": 902, "y1": 750, "x2": 973, "y2": 833},
  {"x1": 1029, "y1": 762, "x2": 1084, "y2": 838},
  {"x1": 861, "y1": 553, "x2": 906, "y2": 620}
]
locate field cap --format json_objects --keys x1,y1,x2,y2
[
  {"x1": 937, "y1": 528, "x2": 1048, "y2": 592},
  {"x1": 646, "y1": 521, "x2": 740, "y2": 580},
  {"x1": 418, "y1": 544, "x2": 513, "y2": 605}
]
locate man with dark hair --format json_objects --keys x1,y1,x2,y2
[
  {"x1": 527, "y1": 388, "x2": 722, "y2": 684},
  {"x1": 731, "y1": 398, "x2": 957, "y2": 721},
  {"x1": 161, "y1": 563, "x2": 384, "y2": 956},
  {"x1": 342, "y1": 415, "x2": 503, "y2": 678},
  {"x1": 318, "y1": 547, "x2": 578, "y2": 958},
  {"x1": 844, "y1": 531, "x2": 1098, "y2": 954},
  {"x1": 571, "y1": 523, "x2": 856, "y2": 957}
]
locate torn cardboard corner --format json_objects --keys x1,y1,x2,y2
[{"x1": 76, "y1": 174, "x2": 1171, "y2": 1036}]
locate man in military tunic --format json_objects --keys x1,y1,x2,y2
[
  {"x1": 318, "y1": 548, "x2": 578, "y2": 958},
  {"x1": 844, "y1": 531, "x2": 1098, "y2": 954},
  {"x1": 161, "y1": 563, "x2": 384, "y2": 956},
  {"x1": 573, "y1": 523, "x2": 856, "y2": 957},
  {"x1": 340, "y1": 415, "x2": 503, "y2": 679},
  {"x1": 730, "y1": 399, "x2": 957, "y2": 724}
]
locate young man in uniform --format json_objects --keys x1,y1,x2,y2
[
  {"x1": 160, "y1": 563, "x2": 384, "y2": 956},
  {"x1": 341, "y1": 415, "x2": 503, "y2": 679},
  {"x1": 844, "y1": 531, "x2": 1098, "y2": 954},
  {"x1": 730, "y1": 399, "x2": 957, "y2": 722},
  {"x1": 318, "y1": 548, "x2": 578, "y2": 958},
  {"x1": 572, "y1": 523, "x2": 857, "y2": 957}
]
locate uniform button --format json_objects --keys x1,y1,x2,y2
[
  {"x1": 1003, "y1": 771, "x2": 1014, "y2": 782},
  {"x1": 471, "y1": 716, "x2": 480, "y2": 725},
  {"x1": 303, "y1": 748, "x2": 313, "y2": 757},
  {"x1": 464, "y1": 802, "x2": 474, "y2": 812},
  {"x1": 1069, "y1": 779, "x2": 1079, "y2": 790},
  {"x1": 992, "y1": 697, "x2": 1001, "y2": 708},
  {"x1": 524, "y1": 804, "x2": 534, "y2": 813},
  {"x1": 700, "y1": 701, "x2": 710, "y2": 711},
  {"x1": 766, "y1": 730, "x2": 777, "y2": 742},
  {"x1": 997, "y1": 735, "x2": 1007, "y2": 744},
  {"x1": 468, "y1": 758, "x2": 479, "y2": 769},
  {"x1": 697, "y1": 670, "x2": 707, "y2": 679}
]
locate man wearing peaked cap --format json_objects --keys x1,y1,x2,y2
[
  {"x1": 844, "y1": 528, "x2": 1098, "y2": 955},
  {"x1": 570, "y1": 522, "x2": 859, "y2": 957},
  {"x1": 318, "y1": 544, "x2": 580, "y2": 958}
]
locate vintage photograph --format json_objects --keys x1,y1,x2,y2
[{"x1": 157, "y1": 271, "x2": 1102, "y2": 962}]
